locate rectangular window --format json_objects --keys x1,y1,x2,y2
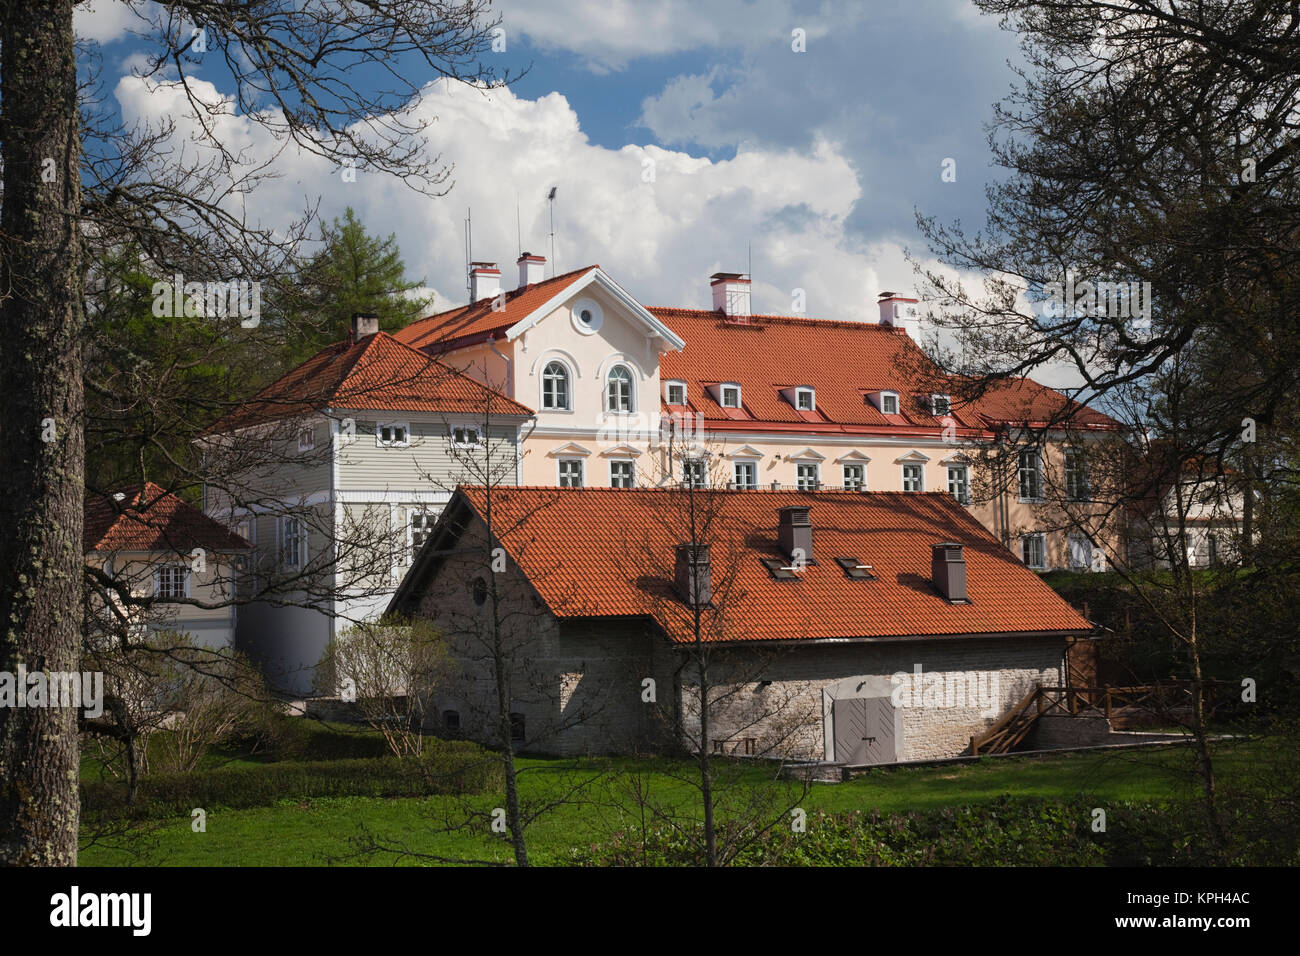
[
  {"x1": 451, "y1": 426, "x2": 480, "y2": 447},
  {"x1": 1021, "y1": 533, "x2": 1046, "y2": 570},
  {"x1": 667, "y1": 383, "x2": 686, "y2": 405},
  {"x1": 733, "y1": 461, "x2": 757, "y2": 489},
  {"x1": 610, "y1": 460, "x2": 635, "y2": 488},
  {"x1": 1018, "y1": 448, "x2": 1042, "y2": 500},
  {"x1": 156, "y1": 565, "x2": 189, "y2": 600},
  {"x1": 1065, "y1": 449, "x2": 1090, "y2": 501},
  {"x1": 721, "y1": 385, "x2": 741, "y2": 408},
  {"x1": 298, "y1": 426, "x2": 315, "y2": 451},
  {"x1": 682, "y1": 458, "x2": 706, "y2": 487},
  {"x1": 377, "y1": 423, "x2": 410, "y2": 447},
  {"x1": 409, "y1": 511, "x2": 435, "y2": 564},
  {"x1": 947, "y1": 465, "x2": 969, "y2": 504},
  {"x1": 881, "y1": 392, "x2": 899, "y2": 415},
  {"x1": 509, "y1": 712, "x2": 526, "y2": 742},
  {"x1": 931, "y1": 394, "x2": 951, "y2": 417},
  {"x1": 902, "y1": 463, "x2": 924, "y2": 492},
  {"x1": 842, "y1": 464, "x2": 864, "y2": 490},
  {"x1": 558, "y1": 459, "x2": 584, "y2": 488},
  {"x1": 280, "y1": 517, "x2": 304, "y2": 568},
  {"x1": 796, "y1": 463, "x2": 819, "y2": 490},
  {"x1": 796, "y1": 388, "x2": 815, "y2": 410}
]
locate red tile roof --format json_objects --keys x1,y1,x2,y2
[
  {"x1": 394, "y1": 265, "x2": 598, "y2": 352},
  {"x1": 424, "y1": 486, "x2": 1090, "y2": 644},
  {"x1": 86, "y1": 482, "x2": 251, "y2": 554},
  {"x1": 207, "y1": 331, "x2": 533, "y2": 434},
  {"x1": 650, "y1": 309, "x2": 1118, "y2": 437}
]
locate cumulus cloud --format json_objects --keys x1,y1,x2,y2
[{"x1": 75, "y1": 0, "x2": 141, "y2": 45}]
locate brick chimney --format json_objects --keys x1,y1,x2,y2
[
  {"x1": 517, "y1": 252, "x2": 546, "y2": 289},
  {"x1": 778, "y1": 506, "x2": 813, "y2": 564},
  {"x1": 675, "y1": 542, "x2": 712, "y2": 607},
  {"x1": 711, "y1": 272, "x2": 751, "y2": 318},
  {"x1": 351, "y1": 312, "x2": 380, "y2": 341},
  {"x1": 470, "y1": 261, "x2": 502, "y2": 303},
  {"x1": 931, "y1": 542, "x2": 968, "y2": 602}
]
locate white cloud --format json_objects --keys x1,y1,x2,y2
[
  {"x1": 75, "y1": 0, "x2": 140, "y2": 45},
  {"x1": 496, "y1": 0, "x2": 853, "y2": 72},
  {"x1": 110, "y1": 73, "x2": 975, "y2": 335}
]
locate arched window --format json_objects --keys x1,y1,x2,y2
[
  {"x1": 606, "y1": 365, "x2": 634, "y2": 412},
  {"x1": 542, "y1": 361, "x2": 570, "y2": 410}
]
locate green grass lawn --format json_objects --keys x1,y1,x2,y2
[{"x1": 80, "y1": 733, "x2": 1264, "y2": 866}]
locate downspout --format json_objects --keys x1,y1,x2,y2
[{"x1": 489, "y1": 333, "x2": 514, "y2": 398}]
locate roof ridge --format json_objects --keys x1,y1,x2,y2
[{"x1": 409, "y1": 263, "x2": 600, "y2": 328}]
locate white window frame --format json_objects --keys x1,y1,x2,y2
[
  {"x1": 154, "y1": 564, "x2": 191, "y2": 601},
  {"x1": 376, "y1": 421, "x2": 411, "y2": 448},
  {"x1": 931, "y1": 394, "x2": 951, "y2": 417},
  {"x1": 842, "y1": 463, "x2": 865, "y2": 490},
  {"x1": 881, "y1": 391, "x2": 899, "y2": 415},
  {"x1": 665, "y1": 380, "x2": 688, "y2": 406},
  {"x1": 606, "y1": 365, "x2": 635, "y2": 413},
  {"x1": 795, "y1": 387, "x2": 815, "y2": 411},
  {"x1": 733, "y1": 460, "x2": 757, "y2": 489},
  {"x1": 902, "y1": 463, "x2": 924, "y2": 492},
  {"x1": 541, "y1": 360, "x2": 572, "y2": 411},
  {"x1": 609, "y1": 459, "x2": 636, "y2": 489},
  {"x1": 558, "y1": 458, "x2": 584, "y2": 488},
  {"x1": 1021, "y1": 533, "x2": 1046, "y2": 570},
  {"x1": 298, "y1": 425, "x2": 315, "y2": 451},
  {"x1": 450, "y1": 425, "x2": 481, "y2": 448},
  {"x1": 278, "y1": 516, "x2": 306, "y2": 569},
  {"x1": 720, "y1": 383, "x2": 742, "y2": 409},
  {"x1": 682, "y1": 457, "x2": 707, "y2": 487},
  {"x1": 796, "y1": 462, "x2": 820, "y2": 490},
  {"x1": 947, "y1": 465, "x2": 969, "y2": 504},
  {"x1": 1065, "y1": 448, "x2": 1090, "y2": 501},
  {"x1": 1018, "y1": 448, "x2": 1043, "y2": 501}
]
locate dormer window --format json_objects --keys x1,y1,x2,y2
[
  {"x1": 720, "y1": 384, "x2": 742, "y2": 408},
  {"x1": 665, "y1": 380, "x2": 687, "y2": 405},
  {"x1": 931, "y1": 394, "x2": 951, "y2": 417},
  {"x1": 795, "y1": 387, "x2": 815, "y2": 411},
  {"x1": 881, "y1": 392, "x2": 899, "y2": 415}
]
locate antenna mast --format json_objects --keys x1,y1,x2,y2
[
  {"x1": 547, "y1": 186, "x2": 557, "y2": 277},
  {"x1": 464, "y1": 207, "x2": 472, "y2": 302}
]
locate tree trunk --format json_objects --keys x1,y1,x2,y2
[{"x1": 0, "y1": 0, "x2": 84, "y2": 866}]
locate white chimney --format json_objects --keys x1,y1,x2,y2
[
  {"x1": 877, "y1": 292, "x2": 920, "y2": 339},
  {"x1": 710, "y1": 272, "x2": 751, "y2": 318},
  {"x1": 517, "y1": 253, "x2": 546, "y2": 289},
  {"x1": 470, "y1": 262, "x2": 502, "y2": 303}
]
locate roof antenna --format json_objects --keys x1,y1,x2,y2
[
  {"x1": 748, "y1": 242, "x2": 753, "y2": 313},
  {"x1": 464, "y1": 207, "x2": 473, "y2": 303},
  {"x1": 547, "y1": 186, "x2": 558, "y2": 277},
  {"x1": 516, "y1": 191, "x2": 522, "y2": 260}
]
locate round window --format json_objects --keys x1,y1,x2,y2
[{"x1": 570, "y1": 297, "x2": 603, "y2": 334}]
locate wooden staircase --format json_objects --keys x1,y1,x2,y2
[{"x1": 970, "y1": 684, "x2": 1045, "y2": 756}]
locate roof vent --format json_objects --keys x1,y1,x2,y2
[
  {"x1": 931, "y1": 542, "x2": 968, "y2": 603},
  {"x1": 777, "y1": 505, "x2": 813, "y2": 565}
]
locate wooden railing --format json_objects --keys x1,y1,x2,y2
[{"x1": 970, "y1": 680, "x2": 1234, "y2": 755}]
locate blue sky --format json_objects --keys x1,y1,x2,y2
[{"x1": 76, "y1": 0, "x2": 1034, "y2": 345}]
